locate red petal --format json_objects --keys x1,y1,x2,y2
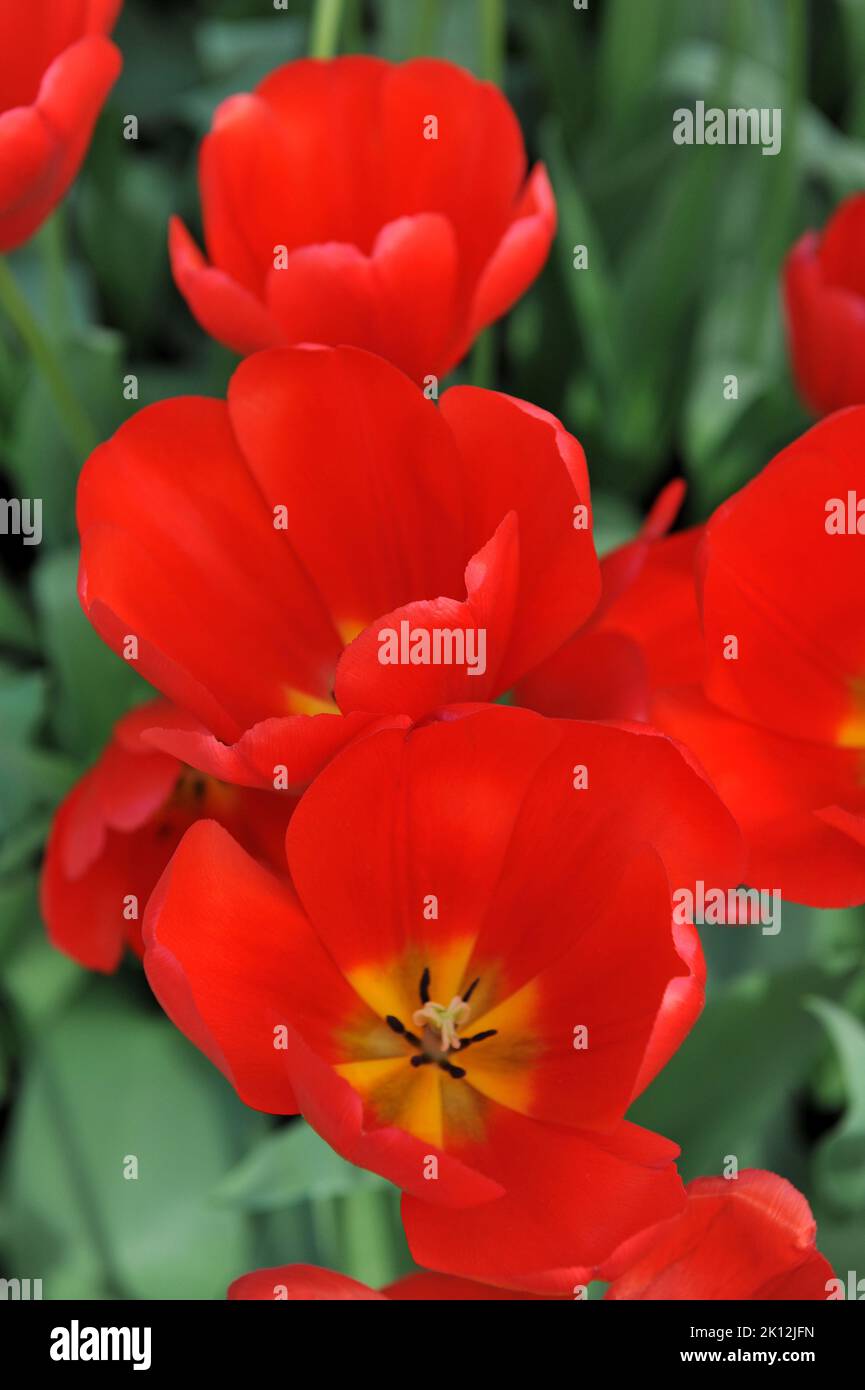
[
  {"x1": 228, "y1": 1265, "x2": 387, "y2": 1301},
  {"x1": 466, "y1": 162, "x2": 556, "y2": 345},
  {"x1": 0, "y1": 35, "x2": 120, "y2": 252},
  {"x1": 601, "y1": 1169, "x2": 834, "y2": 1300},
  {"x1": 264, "y1": 215, "x2": 461, "y2": 383},
  {"x1": 77, "y1": 396, "x2": 339, "y2": 741},
  {"x1": 652, "y1": 685, "x2": 865, "y2": 906},
  {"x1": 334, "y1": 512, "x2": 520, "y2": 715},
  {"x1": 700, "y1": 408, "x2": 865, "y2": 747},
  {"x1": 227, "y1": 345, "x2": 466, "y2": 634},
  {"x1": 141, "y1": 709, "x2": 409, "y2": 793},
  {"x1": 168, "y1": 216, "x2": 284, "y2": 355},
  {"x1": 440, "y1": 386, "x2": 600, "y2": 686},
  {"x1": 386, "y1": 1272, "x2": 544, "y2": 1300},
  {"x1": 404, "y1": 1115, "x2": 684, "y2": 1290},
  {"x1": 143, "y1": 820, "x2": 348, "y2": 1114},
  {"x1": 784, "y1": 231, "x2": 865, "y2": 415}
]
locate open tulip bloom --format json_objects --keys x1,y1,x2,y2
[
  {"x1": 76, "y1": 342, "x2": 601, "y2": 783},
  {"x1": 142, "y1": 706, "x2": 742, "y2": 1291},
  {"x1": 518, "y1": 408, "x2": 865, "y2": 908},
  {"x1": 0, "y1": 0, "x2": 122, "y2": 252},
  {"x1": 169, "y1": 56, "x2": 555, "y2": 382}
]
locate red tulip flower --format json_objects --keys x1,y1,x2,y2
[
  {"x1": 143, "y1": 707, "x2": 742, "y2": 1291},
  {"x1": 169, "y1": 57, "x2": 556, "y2": 382},
  {"x1": 228, "y1": 1265, "x2": 541, "y2": 1301},
  {"x1": 519, "y1": 411, "x2": 865, "y2": 907},
  {"x1": 784, "y1": 194, "x2": 865, "y2": 415},
  {"x1": 0, "y1": 0, "x2": 122, "y2": 253},
  {"x1": 77, "y1": 344, "x2": 599, "y2": 787},
  {"x1": 601, "y1": 1170, "x2": 835, "y2": 1300},
  {"x1": 41, "y1": 699, "x2": 294, "y2": 972}
]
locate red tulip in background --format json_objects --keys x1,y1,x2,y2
[
  {"x1": 229, "y1": 1168, "x2": 832, "y2": 1300},
  {"x1": 169, "y1": 57, "x2": 556, "y2": 382},
  {"x1": 784, "y1": 193, "x2": 865, "y2": 415},
  {"x1": 518, "y1": 409, "x2": 865, "y2": 908},
  {"x1": 76, "y1": 343, "x2": 600, "y2": 786},
  {"x1": 143, "y1": 706, "x2": 742, "y2": 1291},
  {"x1": 41, "y1": 699, "x2": 293, "y2": 972},
  {"x1": 0, "y1": 0, "x2": 122, "y2": 253}
]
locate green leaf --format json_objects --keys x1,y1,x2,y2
[
  {"x1": 0, "y1": 576, "x2": 37, "y2": 654},
  {"x1": 807, "y1": 998, "x2": 865, "y2": 1215},
  {"x1": 0, "y1": 869, "x2": 39, "y2": 961},
  {"x1": 337, "y1": 1185, "x2": 410, "y2": 1288},
  {"x1": 78, "y1": 160, "x2": 175, "y2": 341},
  {"x1": 214, "y1": 1118, "x2": 387, "y2": 1213},
  {"x1": 3, "y1": 930, "x2": 85, "y2": 1028},
  {"x1": 32, "y1": 548, "x2": 147, "y2": 760},
  {"x1": 0, "y1": 809, "x2": 51, "y2": 877},
  {"x1": 0, "y1": 741, "x2": 77, "y2": 838},
  {"x1": 632, "y1": 967, "x2": 840, "y2": 1182},
  {"x1": 0, "y1": 661, "x2": 46, "y2": 742},
  {"x1": 590, "y1": 492, "x2": 640, "y2": 557},
  {"x1": 0, "y1": 983, "x2": 261, "y2": 1298},
  {"x1": 538, "y1": 119, "x2": 619, "y2": 400},
  {"x1": 596, "y1": 0, "x2": 687, "y2": 135},
  {"x1": 7, "y1": 327, "x2": 124, "y2": 548}
]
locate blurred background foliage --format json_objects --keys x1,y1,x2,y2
[{"x1": 1, "y1": 0, "x2": 864, "y2": 1298}]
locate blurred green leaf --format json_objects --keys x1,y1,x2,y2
[
  {"x1": 214, "y1": 1118, "x2": 387, "y2": 1212},
  {"x1": 337, "y1": 1185, "x2": 409, "y2": 1288},
  {"x1": 539, "y1": 120, "x2": 620, "y2": 402},
  {"x1": 0, "y1": 661, "x2": 46, "y2": 742},
  {"x1": 0, "y1": 741, "x2": 77, "y2": 839},
  {"x1": 591, "y1": 491, "x2": 640, "y2": 556},
  {"x1": 0, "y1": 577, "x2": 37, "y2": 654},
  {"x1": 1, "y1": 983, "x2": 261, "y2": 1299},
  {"x1": 32, "y1": 548, "x2": 146, "y2": 760},
  {"x1": 808, "y1": 998, "x2": 865, "y2": 1215},
  {"x1": 0, "y1": 869, "x2": 38, "y2": 960},
  {"x1": 79, "y1": 159, "x2": 175, "y2": 341},
  {"x1": 7, "y1": 327, "x2": 124, "y2": 548},
  {"x1": 0, "y1": 809, "x2": 51, "y2": 878},
  {"x1": 632, "y1": 966, "x2": 841, "y2": 1182},
  {"x1": 3, "y1": 930, "x2": 85, "y2": 1028},
  {"x1": 597, "y1": 0, "x2": 687, "y2": 135}
]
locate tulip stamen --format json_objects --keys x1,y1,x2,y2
[
  {"x1": 385, "y1": 1014, "x2": 421, "y2": 1047},
  {"x1": 462, "y1": 977, "x2": 480, "y2": 1004},
  {"x1": 456, "y1": 1029, "x2": 498, "y2": 1051},
  {"x1": 439, "y1": 1060, "x2": 466, "y2": 1079}
]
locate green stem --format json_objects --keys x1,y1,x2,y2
[
  {"x1": 480, "y1": 0, "x2": 506, "y2": 85},
  {"x1": 0, "y1": 257, "x2": 97, "y2": 460},
  {"x1": 470, "y1": 327, "x2": 495, "y2": 388},
  {"x1": 37, "y1": 1042, "x2": 128, "y2": 1299},
  {"x1": 40, "y1": 209, "x2": 70, "y2": 335},
  {"x1": 309, "y1": 0, "x2": 345, "y2": 60},
  {"x1": 411, "y1": 0, "x2": 440, "y2": 56}
]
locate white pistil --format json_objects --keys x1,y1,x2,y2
[{"x1": 412, "y1": 996, "x2": 471, "y2": 1052}]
